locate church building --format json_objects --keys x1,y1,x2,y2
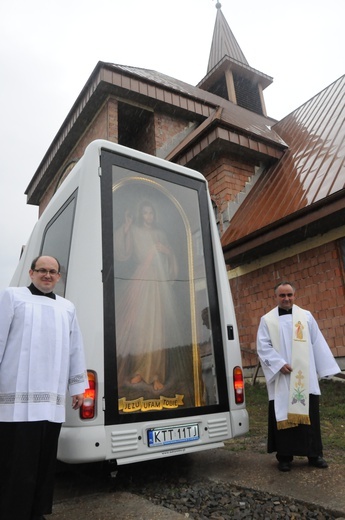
[{"x1": 24, "y1": 3, "x2": 345, "y2": 369}]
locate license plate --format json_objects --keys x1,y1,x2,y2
[{"x1": 147, "y1": 423, "x2": 199, "y2": 447}]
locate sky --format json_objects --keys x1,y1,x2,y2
[{"x1": 0, "y1": 0, "x2": 344, "y2": 290}]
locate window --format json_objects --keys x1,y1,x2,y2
[
  {"x1": 100, "y1": 149, "x2": 229, "y2": 425},
  {"x1": 118, "y1": 102, "x2": 155, "y2": 155},
  {"x1": 40, "y1": 193, "x2": 77, "y2": 296}
]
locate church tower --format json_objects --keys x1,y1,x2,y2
[{"x1": 198, "y1": 2, "x2": 272, "y2": 116}]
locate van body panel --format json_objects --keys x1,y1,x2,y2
[{"x1": 11, "y1": 140, "x2": 249, "y2": 465}]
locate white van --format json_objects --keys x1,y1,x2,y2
[{"x1": 11, "y1": 140, "x2": 249, "y2": 465}]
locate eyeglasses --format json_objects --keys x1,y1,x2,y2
[
  {"x1": 33, "y1": 268, "x2": 60, "y2": 276},
  {"x1": 278, "y1": 293, "x2": 293, "y2": 298}
]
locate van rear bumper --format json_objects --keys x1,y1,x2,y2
[
  {"x1": 230, "y1": 408, "x2": 249, "y2": 437},
  {"x1": 57, "y1": 425, "x2": 107, "y2": 464},
  {"x1": 57, "y1": 408, "x2": 249, "y2": 465}
]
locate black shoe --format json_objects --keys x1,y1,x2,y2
[
  {"x1": 308, "y1": 456, "x2": 328, "y2": 468},
  {"x1": 278, "y1": 461, "x2": 291, "y2": 472}
]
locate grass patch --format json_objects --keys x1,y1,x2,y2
[{"x1": 225, "y1": 378, "x2": 345, "y2": 462}]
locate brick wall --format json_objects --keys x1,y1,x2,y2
[
  {"x1": 39, "y1": 99, "x2": 116, "y2": 215},
  {"x1": 230, "y1": 240, "x2": 345, "y2": 367},
  {"x1": 39, "y1": 100, "x2": 192, "y2": 214},
  {"x1": 204, "y1": 154, "x2": 257, "y2": 213},
  {"x1": 154, "y1": 112, "x2": 193, "y2": 152}
]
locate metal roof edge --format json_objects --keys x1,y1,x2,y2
[{"x1": 222, "y1": 189, "x2": 345, "y2": 259}]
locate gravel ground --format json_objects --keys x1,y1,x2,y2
[
  {"x1": 113, "y1": 463, "x2": 341, "y2": 520},
  {"x1": 131, "y1": 479, "x2": 338, "y2": 519},
  {"x1": 55, "y1": 445, "x2": 345, "y2": 519}
]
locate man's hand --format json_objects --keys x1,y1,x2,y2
[
  {"x1": 72, "y1": 394, "x2": 85, "y2": 410},
  {"x1": 280, "y1": 364, "x2": 293, "y2": 375}
]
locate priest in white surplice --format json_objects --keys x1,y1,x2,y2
[
  {"x1": 0, "y1": 256, "x2": 88, "y2": 520},
  {"x1": 257, "y1": 281, "x2": 340, "y2": 472}
]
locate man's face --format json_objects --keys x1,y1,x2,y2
[
  {"x1": 29, "y1": 256, "x2": 61, "y2": 294},
  {"x1": 275, "y1": 284, "x2": 295, "y2": 310},
  {"x1": 142, "y1": 205, "x2": 155, "y2": 227}
]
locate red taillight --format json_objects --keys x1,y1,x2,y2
[
  {"x1": 233, "y1": 366, "x2": 245, "y2": 404},
  {"x1": 80, "y1": 371, "x2": 96, "y2": 419}
]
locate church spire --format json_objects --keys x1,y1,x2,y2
[
  {"x1": 208, "y1": 2, "x2": 248, "y2": 73},
  {"x1": 198, "y1": 3, "x2": 272, "y2": 116}
]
